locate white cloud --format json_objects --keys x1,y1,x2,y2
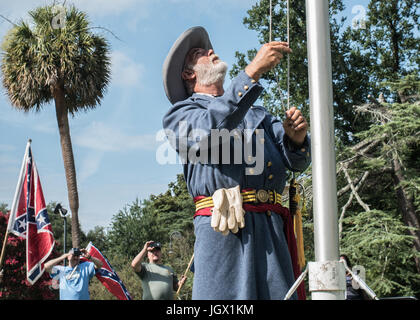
[
  {"x1": 78, "y1": 150, "x2": 104, "y2": 182},
  {"x1": 73, "y1": 121, "x2": 157, "y2": 152},
  {"x1": 110, "y1": 51, "x2": 145, "y2": 88},
  {"x1": 0, "y1": 101, "x2": 57, "y2": 135},
  {"x1": 74, "y1": 121, "x2": 159, "y2": 182}
]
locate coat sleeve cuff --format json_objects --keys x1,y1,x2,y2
[
  {"x1": 283, "y1": 134, "x2": 311, "y2": 171},
  {"x1": 225, "y1": 70, "x2": 263, "y2": 108}
]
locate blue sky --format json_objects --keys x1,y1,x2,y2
[{"x1": 0, "y1": 0, "x2": 368, "y2": 232}]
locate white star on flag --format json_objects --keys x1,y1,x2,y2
[
  {"x1": 18, "y1": 219, "x2": 26, "y2": 230},
  {"x1": 37, "y1": 214, "x2": 46, "y2": 224}
]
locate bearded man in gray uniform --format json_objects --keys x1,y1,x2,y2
[{"x1": 162, "y1": 27, "x2": 311, "y2": 300}]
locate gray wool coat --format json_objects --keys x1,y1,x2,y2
[{"x1": 162, "y1": 70, "x2": 311, "y2": 299}]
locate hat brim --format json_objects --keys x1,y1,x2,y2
[{"x1": 162, "y1": 26, "x2": 213, "y2": 105}]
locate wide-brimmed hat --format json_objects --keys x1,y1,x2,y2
[{"x1": 162, "y1": 26, "x2": 213, "y2": 105}]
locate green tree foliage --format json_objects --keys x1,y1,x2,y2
[
  {"x1": 149, "y1": 174, "x2": 195, "y2": 243},
  {"x1": 162, "y1": 229, "x2": 194, "y2": 300},
  {"x1": 335, "y1": 75, "x2": 420, "y2": 297},
  {"x1": 230, "y1": 0, "x2": 374, "y2": 143},
  {"x1": 230, "y1": 0, "x2": 419, "y2": 298},
  {"x1": 106, "y1": 198, "x2": 159, "y2": 259},
  {"x1": 231, "y1": 0, "x2": 419, "y2": 144},
  {"x1": 0, "y1": 204, "x2": 8, "y2": 213},
  {"x1": 339, "y1": 0, "x2": 419, "y2": 137},
  {"x1": 348, "y1": 0, "x2": 419, "y2": 98},
  {"x1": 85, "y1": 226, "x2": 109, "y2": 253},
  {"x1": 341, "y1": 210, "x2": 419, "y2": 297},
  {"x1": 106, "y1": 175, "x2": 194, "y2": 260}
]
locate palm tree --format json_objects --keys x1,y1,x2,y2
[{"x1": 1, "y1": 5, "x2": 111, "y2": 247}]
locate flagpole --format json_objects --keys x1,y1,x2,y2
[
  {"x1": 305, "y1": 1, "x2": 345, "y2": 299},
  {"x1": 0, "y1": 140, "x2": 31, "y2": 271},
  {"x1": 175, "y1": 253, "x2": 194, "y2": 299}
]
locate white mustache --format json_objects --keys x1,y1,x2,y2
[{"x1": 193, "y1": 60, "x2": 228, "y2": 86}]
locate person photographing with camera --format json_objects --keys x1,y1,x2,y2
[{"x1": 45, "y1": 247, "x2": 102, "y2": 300}]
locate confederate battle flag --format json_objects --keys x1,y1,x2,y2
[
  {"x1": 7, "y1": 141, "x2": 54, "y2": 284},
  {"x1": 84, "y1": 242, "x2": 132, "y2": 300}
]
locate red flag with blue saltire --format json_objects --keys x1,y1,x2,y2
[
  {"x1": 85, "y1": 242, "x2": 132, "y2": 300},
  {"x1": 7, "y1": 141, "x2": 55, "y2": 284}
]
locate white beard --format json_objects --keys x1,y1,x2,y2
[{"x1": 193, "y1": 60, "x2": 228, "y2": 86}]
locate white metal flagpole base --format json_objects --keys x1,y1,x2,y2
[{"x1": 308, "y1": 261, "x2": 346, "y2": 300}]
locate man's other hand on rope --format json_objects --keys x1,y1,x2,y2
[
  {"x1": 283, "y1": 106, "x2": 308, "y2": 146},
  {"x1": 245, "y1": 42, "x2": 308, "y2": 147}
]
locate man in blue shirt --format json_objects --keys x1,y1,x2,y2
[
  {"x1": 162, "y1": 27, "x2": 311, "y2": 299},
  {"x1": 45, "y1": 247, "x2": 103, "y2": 300}
]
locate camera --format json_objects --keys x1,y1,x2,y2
[
  {"x1": 149, "y1": 242, "x2": 162, "y2": 250},
  {"x1": 70, "y1": 248, "x2": 82, "y2": 256}
]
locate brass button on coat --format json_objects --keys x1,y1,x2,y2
[{"x1": 268, "y1": 174, "x2": 273, "y2": 180}]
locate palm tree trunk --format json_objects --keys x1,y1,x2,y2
[{"x1": 52, "y1": 86, "x2": 81, "y2": 248}]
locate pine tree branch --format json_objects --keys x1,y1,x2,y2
[
  {"x1": 338, "y1": 170, "x2": 370, "y2": 239},
  {"x1": 338, "y1": 137, "x2": 383, "y2": 171},
  {"x1": 354, "y1": 95, "x2": 392, "y2": 123},
  {"x1": 339, "y1": 190, "x2": 354, "y2": 240},
  {"x1": 342, "y1": 166, "x2": 371, "y2": 212},
  {"x1": 337, "y1": 171, "x2": 370, "y2": 197}
]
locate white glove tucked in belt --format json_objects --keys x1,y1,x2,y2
[{"x1": 211, "y1": 185, "x2": 245, "y2": 235}]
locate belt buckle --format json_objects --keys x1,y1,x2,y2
[{"x1": 256, "y1": 189, "x2": 269, "y2": 203}]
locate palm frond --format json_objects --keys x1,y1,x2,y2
[{"x1": 1, "y1": 4, "x2": 111, "y2": 113}]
